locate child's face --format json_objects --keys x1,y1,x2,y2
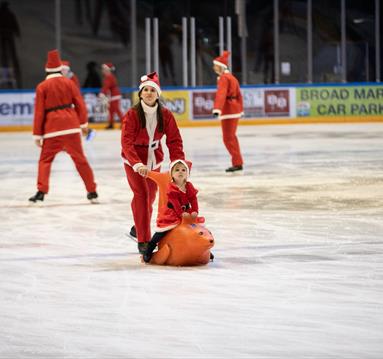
[{"x1": 172, "y1": 162, "x2": 187, "y2": 183}]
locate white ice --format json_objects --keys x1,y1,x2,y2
[{"x1": 1, "y1": 123, "x2": 383, "y2": 359}]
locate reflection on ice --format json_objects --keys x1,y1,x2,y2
[{"x1": 0, "y1": 123, "x2": 383, "y2": 358}]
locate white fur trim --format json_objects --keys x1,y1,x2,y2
[
  {"x1": 132, "y1": 162, "x2": 145, "y2": 172},
  {"x1": 110, "y1": 95, "x2": 122, "y2": 101},
  {"x1": 139, "y1": 81, "x2": 161, "y2": 96},
  {"x1": 80, "y1": 122, "x2": 88, "y2": 128},
  {"x1": 46, "y1": 73, "x2": 63, "y2": 79},
  {"x1": 154, "y1": 223, "x2": 178, "y2": 232},
  {"x1": 212, "y1": 109, "x2": 222, "y2": 115},
  {"x1": 33, "y1": 135, "x2": 43, "y2": 140},
  {"x1": 45, "y1": 65, "x2": 63, "y2": 72},
  {"x1": 169, "y1": 159, "x2": 190, "y2": 178},
  {"x1": 219, "y1": 112, "x2": 243, "y2": 120},
  {"x1": 213, "y1": 60, "x2": 228, "y2": 69},
  {"x1": 102, "y1": 64, "x2": 115, "y2": 71},
  {"x1": 42, "y1": 128, "x2": 81, "y2": 139},
  {"x1": 140, "y1": 75, "x2": 148, "y2": 81}
]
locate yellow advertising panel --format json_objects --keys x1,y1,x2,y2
[{"x1": 132, "y1": 90, "x2": 190, "y2": 124}]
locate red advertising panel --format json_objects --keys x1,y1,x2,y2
[
  {"x1": 264, "y1": 89, "x2": 290, "y2": 116},
  {"x1": 192, "y1": 91, "x2": 216, "y2": 119}
]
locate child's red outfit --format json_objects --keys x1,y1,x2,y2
[
  {"x1": 156, "y1": 181, "x2": 199, "y2": 231},
  {"x1": 143, "y1": 160, "x2": 199, "y2": 263}
]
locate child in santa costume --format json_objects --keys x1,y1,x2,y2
[
  {"x1": 212, "y1": 51, "x2": 244, "y2": 173},
  {"x1": 121, "y1": 71, "x2": 185, "y2": 254},
  {"x1": 29, "y1": 49, "x2": 98, "y2": 204},
  {"x1": 100, "y1": 63, "x2": 123, "y2": 129},
  {"x1": 142, "y1": 160, "x2": 198, "y2": 263}
]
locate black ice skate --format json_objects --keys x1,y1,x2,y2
[
  {"x1": 87, "y1": 191, "x2": 99, "y2": 204},
  {"x1": 28, "y1": 191, "x2": 45, "y2": 203},
  {"x1": 137, "y1": 242, "x2": 148, "y2": 255},
  {"x1": 129, "y1": 225, "x2": 137, "y2": 239},
  {"x1": 225, "y1": 165, "x2": 243, "y2": 173}
]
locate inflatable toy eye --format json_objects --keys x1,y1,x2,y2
[{"x1": 199, "y1": 231, "x2": 203, "y2": 235}]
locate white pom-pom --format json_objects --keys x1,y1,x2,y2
[{"x1": 140, "y1": 75, "x2": 148, "y2": 82}]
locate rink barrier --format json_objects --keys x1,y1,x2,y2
[{"x1": 1, "y1": 83, "x2": 383, "y2": 131}]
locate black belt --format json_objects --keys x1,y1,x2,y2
[
  {"x1": 167, "y1": 202, "x2": 191, "y2": 210},
  {"x1": 226, "y1": 96, "x2": 238, "y2": 100},
  {"x1": 45, "y1": 103, "x2": 73, "y2": 113}
]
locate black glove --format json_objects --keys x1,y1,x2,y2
[{"x1": 213, "y1": 112, "x2": 219, "y2": 118}]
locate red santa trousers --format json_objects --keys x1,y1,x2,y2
[
  {"x1": 108, "y1": 100, "x2": 123, "y2": 125},
  {"x1": 37, "y1": 133, "x2": 97, "y2": 194},
  {"x1": 124, "y1": 164, "x2": 158, "y2": 243},
  {"x1": 221, "y1": 118, "x2": 243, "y2": 167}
]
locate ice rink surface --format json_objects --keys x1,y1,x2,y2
[{"x1": 1, "y1": 123, "x2": 383, "y2": 359}]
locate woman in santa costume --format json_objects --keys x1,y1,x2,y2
[
  {"x1": 29, "y1": 49, "x2": 98, "y2": 204},
  {"x1": 100, "y1": 62, "x2": 123, "y2": 129},
  {"x1": 121, "y1": 72, "x2": 185, "y2": 254},
  {"x1": 212, "y1": 51, "x2": 244, "y2": 173}
]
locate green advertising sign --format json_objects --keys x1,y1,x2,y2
[{"x1": 296, "y1": 86, "x2": 383, "y2": 117}]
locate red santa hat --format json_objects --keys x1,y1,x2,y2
[
  {"x1": 45, "y1": 49, "x2": 62, "y2": 72},
  {"x1": 139, "y1": 71, "x2": 161, "y2": 96},
  {"x1": 169, "y1": 159, "x2": 192, "y2": 178},
  {"x1": 213, "y1": 50, "x2": 230, "y2": 69},
  {"x1": 102, "y1": 63, "x2": 115, "y2": 71},
  {"x1": 61, "y1": 60, "x2": 71, "y2": 70}
]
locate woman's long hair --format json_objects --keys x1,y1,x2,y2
[{"x1": 134, "y1": 93, "x2": 164, "y2": 132}]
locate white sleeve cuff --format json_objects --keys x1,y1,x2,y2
[
  {"x1": 133, "y1": 162, "x2": 144, "y2": 172},
  {"x1": 80, "y1": 122, "x2": 88, "y2": 128},
  {"x1": 212, "y1": 109, "x2": 221, "y2": 115},
  {"x1": 33, "y1": 135, "x2": 43, "y2": 140}
]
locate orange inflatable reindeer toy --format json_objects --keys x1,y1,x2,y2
[{"x1": 146, "y1": 169, "x2": 215, "y2": 266}]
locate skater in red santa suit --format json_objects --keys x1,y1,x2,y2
[
  {"x1": 100, "y1": 62, "x2": 123, "y2": 129},
  {"x1": 212, "y1": 50, "x2": 244, "y2": 173},
  {"x1": 61, "y1": 60, "x2": 81, "y2": 89},
  {"x1": 121, "y1": 71, "x2": 185, "y2": 254},
  {"x1": 28, "y1": 49, "x2": 98, "y2": 204}
]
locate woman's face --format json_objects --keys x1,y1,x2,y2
[{"x1": 140, "y1": 86, "x2": 158, "y2": 106}]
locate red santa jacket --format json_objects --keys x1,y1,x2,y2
[
  {"x1": 213, "y1": 70, "x2": 243, "y2": 120},
  {"x1": 121, "y1": 106, "x2": 185, "y2": 171},
  {"x1": 100, "y1": 73, "x2": 121, "y2": 102},
  {"x1": 156, "y1": 182, "x2": 199, "y2": 231},
  {"x1": 33, "y1": 74, "x2": 88, "y2": 140}
]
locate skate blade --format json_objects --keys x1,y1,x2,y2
[
  {"x1": 28, "y1": 201, "x2": 44, "y2": 207},
  {"x1": 124, "y1": 232, "x2": 138, "y2": 242},
  {"x1": 225, "y1": 170, "x2": 244, "y2": 176}
]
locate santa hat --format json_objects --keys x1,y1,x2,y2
[
  {"x1": 102, "y1": 63, "x2": 115, "y2": 71},
  {"x1": 169, "y1": 159, "x2": 192, "y2": 178},
  {"x1": 45, "y1": 49, "x2": 62, "y2": 72},
  {"x1": 61, "y1": 60, "x2": 70, "y2": 70},
  {"x1": 139, "y1": 71, "x2": 161, "y2": 96},
  {"x1": 213, "y1": 50, "x2": 230, "y2": 69}
]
